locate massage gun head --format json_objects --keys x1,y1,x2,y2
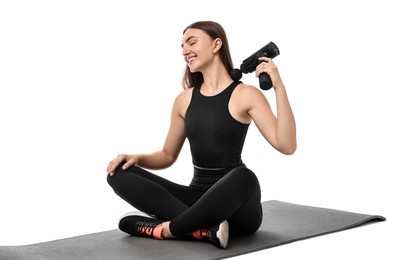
[{"x1": 230, "y1": 42, "x2": 280, "y2": 82}]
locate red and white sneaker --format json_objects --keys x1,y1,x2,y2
[
  {"x1": 193, "y1": 220, "x2": 229, "y2": 249},
  {"x1": 119, "y1": 215, "x2": 164, "y2": 240}
]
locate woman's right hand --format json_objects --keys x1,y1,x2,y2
[{"x1": 107, "y1": 153, "x2": 139, "y2": 176}]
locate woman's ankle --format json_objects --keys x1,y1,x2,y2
[{"x1": 161, "y1": 221, "x2": 176, "y2": 239}]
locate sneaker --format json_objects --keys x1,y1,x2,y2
[
  {"x1": 119, "y1": 215, "x2": 164, "y2": 240},
  {"x1": 193, "y1": 220, "x2": 229, "y2": 249}
]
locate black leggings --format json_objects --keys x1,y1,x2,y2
[{"x1": 107, "y1": 164, "x2": 262, "y2": 236}]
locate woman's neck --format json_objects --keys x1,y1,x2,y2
[{"x1": 200, "y1": 66, "x2": 233, "y2": 95}]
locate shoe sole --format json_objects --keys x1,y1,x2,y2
[
  {"x1": 118, "y1": 211, "x2": 153, "y2": 225},
  {"x1": 216, "y1": 220, "x2": 229, "y2": 249}
]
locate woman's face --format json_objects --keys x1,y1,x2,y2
[{"x1": 181, "y1": 28, "x2": 216, "y2": 73}]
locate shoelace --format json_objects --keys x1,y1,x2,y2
[
  {"x1": 200, "y1": 228, "x2": 212, "y2": 239},
  {"x1": 137, "y1": 224, "x2": 156, "y2": 236}
]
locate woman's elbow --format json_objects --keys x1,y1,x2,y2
[
  {"x1": 282, "y1": 147, "x2": 296, "y2": 155},
  {"x1": 163, "y1": 150, "x2": 179, "y2": 168},
  {"x1": 278, "y1": 142, "x2": 297, "y2": 155}
]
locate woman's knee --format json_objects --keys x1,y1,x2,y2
[
  {"x1": 107, "y1": 164, "x2": 139, "y2": 188},
  {"x1": 232, "y1": 215, "x2": 262, "y2": 236},
  {"x1": 230, "y1": 200, "x2": 263, "y2": 236},
  {"x1": 107, "y1": 164, "x2": 122, "y2": 186}
]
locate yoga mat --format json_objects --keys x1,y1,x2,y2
[{"x1": 0, "y1": 200, "x2": 385, "y2": 260}]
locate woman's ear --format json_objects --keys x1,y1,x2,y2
[{"x1": 212, "y1": 38, "x2": 222, "y2": 53}]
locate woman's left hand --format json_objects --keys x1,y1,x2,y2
[{"x1": 255, "y1": 57, "x2": 283, "y2": 89}]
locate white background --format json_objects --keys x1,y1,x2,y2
[{"x1": 1, "y1": 0, "x2": 394, "y2": 259}]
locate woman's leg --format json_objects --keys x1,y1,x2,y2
[
  {"x1": 169, "y1": 165, "x2": 262, "y2": 236},
  {"x1": 107, "y1": 165, "x2": 203, "y2": 220}
]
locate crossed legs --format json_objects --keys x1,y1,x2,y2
[{"x1": 107, "y1": 164, "x2": 262, "y2": 238}]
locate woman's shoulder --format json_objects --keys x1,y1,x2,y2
[
  {"x1": 235, "y1": 82, "x2": 263, "y2": 97},
  {"x1": 176, "y1": 87, "x2": 194, "y2": 101},
  {"x1": 173, "y1": 87, "x2": 194, "y2": 110}
]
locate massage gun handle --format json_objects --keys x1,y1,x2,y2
[
  {"x1": 256, "y1": 53, "x2": 273, "y2": 91},
  {"x1": 259, "y1": 72, "x2": 272, "y2": 91}
]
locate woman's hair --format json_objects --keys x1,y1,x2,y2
[{"x1": 181, "y1": 21, "x2": 234, "y2": 89}]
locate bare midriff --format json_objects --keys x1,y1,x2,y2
[{"x1": 193, "y1": 165, "x2": 225, "y2": 171}]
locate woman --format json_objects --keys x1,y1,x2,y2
[{"x1": 107, "y1": 21, "x2": 296, "y2": 249}]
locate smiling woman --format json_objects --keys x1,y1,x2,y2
[
  {"x1": 1, "y1": 1, "x2": 394, "y2": 259},
  {"x1": 106, "y1": 20, "x2": 296, "y2": 249}
]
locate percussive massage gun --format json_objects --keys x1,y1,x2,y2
[{"x1": 230, "y1": 41, "x2": 280, "y2": 90}]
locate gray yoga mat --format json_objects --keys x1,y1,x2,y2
[{"x1": 0, "y1": 200, "x2": 385, "y2": 260}]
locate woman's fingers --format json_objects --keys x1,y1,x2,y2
[
  {"x1": 122, "y1": 157, "x2": 137, "y2": 170},
  {"x1": 107, "y1": 154, "x2": 126, "y2": 176},
  {"x1": 255, "y1": 57, "x2": 276, "y2": 76},
  {"x1": 107, "y1": 154, "x2": 138, "y2": 176}
]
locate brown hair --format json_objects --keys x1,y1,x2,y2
[{"x1": 181, "y1": 21, "x2": 234, "y2": 89}]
